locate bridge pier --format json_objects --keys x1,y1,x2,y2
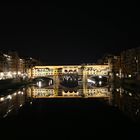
[
  {"x1": 53, "y1": 75, "x2": 59, "y2": 96},
  {"x1": 82, "y1": 70, "x2": 88, "y2": 97}
]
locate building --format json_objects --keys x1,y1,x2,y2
[
  {"x1": 0, "y1": 51, "x2": 26, "y2": 80},
  {"x1": 0, "y1": 50, "x2": 45, "y2": 80},
  {"x1": 25, "y1": 57, "x2": 43, "y2": 78},
  {"x1": 121, "y1": 47, "x2": 140, "y2": 79},
  {"x1": 97, "y1": 54, "x2": 121, "y2": 79},
  {"x1": 0, "y1": 52, "x2": 5, "y2": 72},
  {"x1": 18, "y1": 58, "x2": 25, "y2": 74}
]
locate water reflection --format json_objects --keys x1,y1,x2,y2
[
  {"x1": 26, "y1": 86, "x2": 112, "y2": 100},
  {"x1": 112, "y1": 87, "x2": 140, "y2": 123},
  {"x1": 0, "y1": 88, "x2": 26, "y2": 119},
  {"x1": 0, "y1": 83, "x2": 140, "y2": 123}
]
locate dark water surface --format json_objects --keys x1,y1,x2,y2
[{"x1": 0, "y1": 83, "x2": 140, "y2": 137}]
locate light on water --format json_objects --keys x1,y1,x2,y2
[{"x1": 0, "y1": 79, "x2": 140, "y2": 125}]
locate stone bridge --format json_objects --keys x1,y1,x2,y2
[
  {"x1": 28, "y1": 64, "x2": 111, "y2": 80},
  {"x1": 27, "y1": 65, "x2": 112, "y2": 88}
]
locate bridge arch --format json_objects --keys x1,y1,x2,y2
[
  {"x1": 29, "y1": 65, "x2": 112, "y2": 84},
  {"x1": 32, "y1": 77, "x2": 54, "y2": 87}
]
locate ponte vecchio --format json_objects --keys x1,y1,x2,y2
[
  {"x1": 28, "y1": 64, "x2": 112, "y2": 80},
  {"x1": 27, "y1": 64, "x2": 112, "y2": 99}
]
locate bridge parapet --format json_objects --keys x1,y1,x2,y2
[
  {"x1": 83, "y1": 65, "x2": 111, "y2": 76},
  {"x1": 28, "y1": 64, "x2": 111, "y2": 78}
]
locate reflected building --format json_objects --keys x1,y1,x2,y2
[
  {"x1": 1, "y1": 84, "x2": 140, "y2": 123},
  {"x1": 27, "y1": 87, "x2": 56, "y2": 98},
  {"x1": 112, "y1": 88, "x2": 140, "y2": 122},
  {"x1": 85, "y1": 88, "x2": 112, "y2": 98},
  {"x1": 0, "y1": 89, "x2": 26, "y2": 119},
  {"x1": 62, "y1": 90, "x2": 82, "y2": 97},
  {"x1": 26, "y1": 85, "x2": 112, "y2": 102}
]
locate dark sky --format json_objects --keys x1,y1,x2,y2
[{"x1": 0, "y1": 2, "x2": 140, "y2": 64}]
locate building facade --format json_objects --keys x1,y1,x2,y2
[
  {"x1": 121, "y1": 47, "x2": 140, "y2": 79},
  {"x1": 0, "y1": 51, "x2": 26, "y2": 80}
]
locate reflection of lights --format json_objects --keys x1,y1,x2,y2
[
  {"x1": 136, "y1": 109, "x2": 139, "y2": 115},
  {"x1": 21, "y1": 92, "x2": 24, "y2": 95},
  {"x1": 62, "y1": 91, "x2": 79, "y2": 96},
  {"x1": 20, "y1": 104, "x2": 23, "y2": 107},
  {"x1": 129, "y1": 93, "x2": 132, "y2": 96},
  {"x1": 0, "y1": 97, "x2": 4, "y2": 101},
  {"x1": 70, "y1": 78, "x2": 72, "y2": 81},
  {"x1": 99, "y1": 81, "x2": 102, "y2": 85},
  {"x1": 128, "y1": 75, "x2": 132, "y2": 78},
  {"x1": 116, "y1": 73, "x2": 119, "y2": 76},
  {"x1": 7, "y1": 95, "x2": 12, "y2": 100},
  {"x1": 14, "y1": 92, "x2": 17, "y2": 96},
  {"x1": 116, "y1": 89, "x2": 119, "y2": 92},
  {"x1": 24, "y1": 73, "x2": 28, "y2": 76},
  {"x1": 3, "y1": 114, "x2": 8, "y2": 118},
  {"x1": 30, "y1": 102, "x2": 32, "y2": 105},
  {"x1": 8, "y1": 109, "x2": 11, "y2": 113},
  {"x1": 7, "y1": 57, "x2": 11, "y2": 61}
]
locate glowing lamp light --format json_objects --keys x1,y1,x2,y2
[
  {"x1": 18, "y1": 72, "x2": 21, "y2": 75},
  {"x1": 13, "y1": 72, "x2": 16, "y2": 75},
  {"x1": 116, "y1": 89, "x2": 120, "y2": 92},
  {"x1": 7, "y1": 72, "x2": 12, "y2": 77},
  {"x1": 0, "y1": 72, "x2": 4, "y2": 76},
  {"x1": 7, "y1": 95, "x2": 12, "y2": 100},
  {"x1": 14, "y1": 92, "x2": 17, "y2": 96},
  {"x1": 0, "y1": 97, "x2": 4, "y2": 101},
  {"x1": 99, "y1": 76, "x2": 102, "y2": 79},
  {"x1": 37, "y1": 81, "x2": 42, "y2": 87}
]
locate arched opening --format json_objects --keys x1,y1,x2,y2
[
  {"x1": 32, "y1": 77, "x2": 54, "y2": 87},
  {"x1": 88, "y1": 76, "x2": 108, "y2": 87}
]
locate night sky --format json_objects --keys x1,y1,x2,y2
[{"x1": 0, "y1": 2, "x2": 140, "y2": 64}]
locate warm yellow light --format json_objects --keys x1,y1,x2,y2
[
  {"x1": 0, "y1": 97, "x2": 4, "y2": 101},
  {"x1": 7, "y1": 95, "x2": 12, "y2": 100}
]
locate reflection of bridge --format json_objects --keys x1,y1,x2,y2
[
  {"x1": 27, "y1": 86, "x2": 112, "y2": 100},
  {"x1": 28, "y1": 65, "x2": 111, "y2": 79}
]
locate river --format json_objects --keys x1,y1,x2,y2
[{"x1": 0, "y1": 81, "x2": 140, "y2": 137}]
